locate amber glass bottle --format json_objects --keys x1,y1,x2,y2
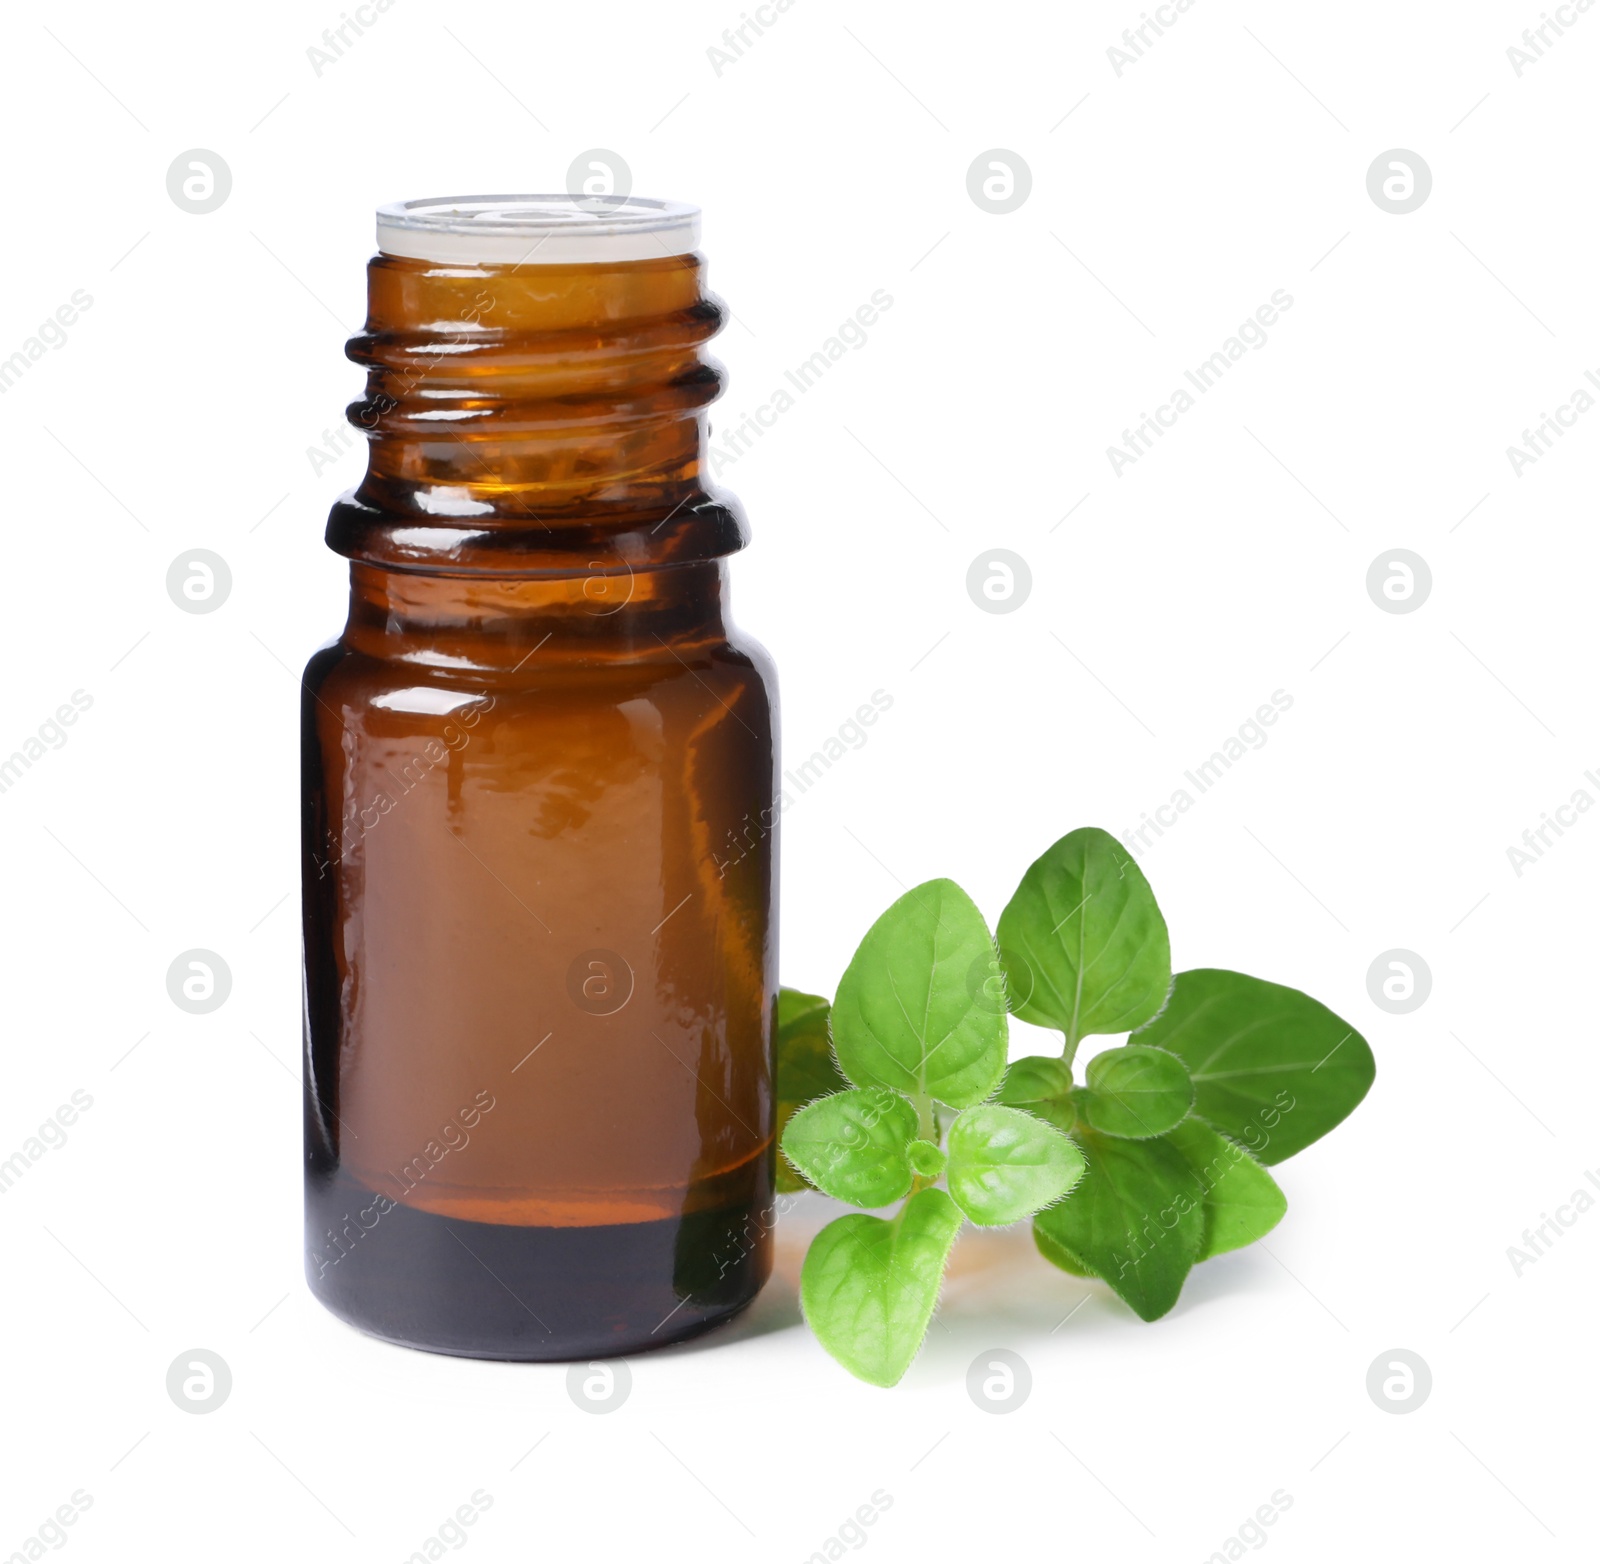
[{"x1": 301, "y1": 197, "x2": 778, "y2": 1359}]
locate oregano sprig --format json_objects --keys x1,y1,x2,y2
[
  {"x1": 778, "y1": 879, "x2": 1084, "y2": 1385},
  {"x1": 778, "y1": 826, "x2": 1375, "y2": 1384}
]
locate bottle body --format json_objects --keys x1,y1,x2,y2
[{"x1": 301, "y1": 203, "x2": 777, "y2": 1357}]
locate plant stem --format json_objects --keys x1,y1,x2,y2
[{"x1": 1061, "y1": 1028, "x2": 1081, "y2": 1072}]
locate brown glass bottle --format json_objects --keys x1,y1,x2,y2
[{"x1": 301, "y1": 197, "x2": 777, "y2": 1359}]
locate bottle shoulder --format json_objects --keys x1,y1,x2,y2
[{"x1": 302, "y1": 629, "x2": 775, "y2": 710}]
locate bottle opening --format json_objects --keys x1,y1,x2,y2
[{"x1": 375, "y1": 194, "x2": 701, "y2": 266}]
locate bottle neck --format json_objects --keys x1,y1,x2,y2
[
  {"x1": 327, "y1": 251, "x2": 745, "y2": 576},
  {"x1": 343, "y1": 560, "x2": 733, "y2": 669}
]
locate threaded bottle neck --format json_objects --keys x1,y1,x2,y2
[{"x1": 327, "y1": 250, "x2": 745, "y2": 575}]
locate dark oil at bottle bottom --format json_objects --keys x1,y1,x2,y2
[{"x1": 305, "y1": 1167, "x2": 772, "y2": 1361}]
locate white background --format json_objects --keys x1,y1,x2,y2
[{"x1": 2, "y1": 1, "x2": 1595, "y2": 1559}]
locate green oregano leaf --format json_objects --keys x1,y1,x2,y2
[
  {"x1": 831, "y1": 879, "x2": 1008, "y2": 1108},
  {"x1": 996, "y1": 827, "x2": 1171, "y2": 1058},
  {"x1": 1033, "y1": 1126, "x2": 1203, "y2": 1320},
  {"x1": 907, "y1": 1139, "x2": 947, "y2": 1179},
  {"x1": 800, "y1": 1188, "x2": 965, "y2": 1387},
  {"x1": 775, "y1": 987, "x2": 850, "y2": 1194},
  {"x1": 1133, "y1": 969, "x2": 1375, "y2": 1165},
  {"x1": 1033, "y1": 1222, "x2": 1097, "y2": 1278},
  {"x1": 1079, "y1": 1043, "x2": 1194, "y2": 1139},
  {"x1": 1165, "y1": 1118, "x2": 1286, "y2": 1259},
  {"x1": 780, "y1": 1088, "x2": 918, "y2": 1208},
  {"x1": 777, "y1": 984, "x2": 830, "y2": 1036},
  {"x1": 997, "y1": 1055, "x2": 1077, "y2": 1134},
  {"x1": 946, "y1": 1105, "x2": 1087, "y2": 1226}
]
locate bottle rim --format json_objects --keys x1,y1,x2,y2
[{"x1": 375, "y1": 194, "x2": 701, "y2": 266}]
